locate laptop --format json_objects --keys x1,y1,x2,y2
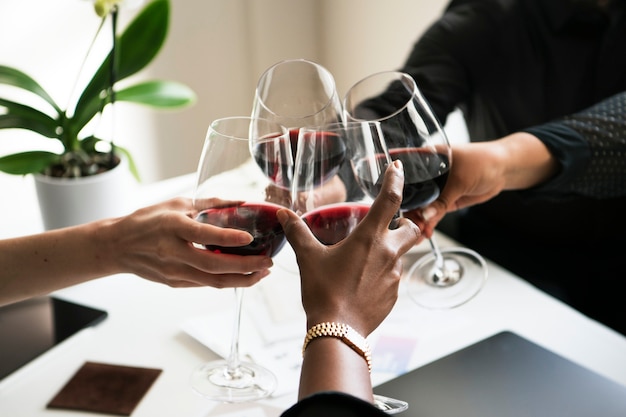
[
  {"x1": 0, "y1": 296, "x2": 108, "y2": 380},
  {"x1": 374, "y1": 331, "x2": 626, "y2": 417}
]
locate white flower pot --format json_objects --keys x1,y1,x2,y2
[{"x1": 34, "y1": 157, "x2": 138, "y2": 230}]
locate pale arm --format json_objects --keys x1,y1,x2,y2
[{"x1": 0, "y1": 197, "x2": 273, "y2": 306}]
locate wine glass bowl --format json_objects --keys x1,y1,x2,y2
[
  {"x1": 291, "y1": 123, "x2": 364, "y2": 245},
  {"x1": 190, "y1": 116, "x2": 293, "y2": 402},
  {"x1": 300, "y1": 202, "x2": 370, "y2": 245},
  {"x1": 194, "y1": 203, "x2": 287, "y2": 257},
  {"x1": 292, "y1": 124, "x2": 347, "y2": 203},
  {"x1": 252, "y1": 59, "x2": 344, "y2": 272},
  {"x1": 252, "y1": 58, "x2": 343, "y2": 130},
  {"x1": 344, "y1": 71, "x2": 487, "y2": 310}
]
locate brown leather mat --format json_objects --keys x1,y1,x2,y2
[{"x1": 47, "y1": 361, "x2": 162, "y2": 415}]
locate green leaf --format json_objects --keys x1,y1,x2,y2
[
  {"x1": 0, "y1": 98, "x2": 59, "y2": 138},
  {"x1": 0, "y1": 151, "x2": 60, "y2": 175},
  {"x1": 0, "y1": 66, "x2": 61, "y2": 113},
  {"x1": 76, "y1": 137, "x2": 141, "y2": 181},
  {"x1": 114, "y1": 145, "x2": 141, "y2": 182},
  {"x1": 78, "y1": 135, "x2": 101, "y2": 153},
  {"x1": 73, "y1": 0, "x2": 170, "y2": 132},
  {"x1": 115, "y1": 0, "x2": 169, "y2": 80},
  {"x1": 116, "y1": 80, "x2": 196, "y2": 108}
]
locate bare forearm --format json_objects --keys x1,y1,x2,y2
[
  {"x1": 0, "y1": 219, "x2": 117, "y2": 306},
  {"x1": 494, "y1": 132, "x2": 559, "y2": 190},
  {"x1": 298, "y1": 337, "x2": 373, "y2": 402}
]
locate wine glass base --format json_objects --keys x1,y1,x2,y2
[
  {"x1": 190, "y1": 359, "x2": 277, "y2": 403},
  {"x1": 373, "y1": 393, "x2": 409, "y2": 414},
  {"x1": 406, "y1": 247, "x2": 487, "y2": 309}
]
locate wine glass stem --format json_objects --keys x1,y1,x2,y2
[
  {"x1": 426, "y1": 236, "x2": 464, "y2": 287},
  {"x1": 429, "y1": 236, "x2": 445, "y2": 272},
  {"x1": 226, "y1": 288, "x2": 244, "y2": 376}
]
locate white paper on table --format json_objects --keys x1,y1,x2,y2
[
  {"x1": 180, "y1": 271, "x2": 306, "y2": 398},
  {"x1": 180, "y1": 255, "x2": 472, "y2": 396}
]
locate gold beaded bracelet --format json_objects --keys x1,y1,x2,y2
[{"x1": 302, "y1": 322, "x2": 372, "y2": 372}]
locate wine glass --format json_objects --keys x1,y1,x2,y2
[
  {"x1": 293, "y1": 123, "x2": 364, "y2": 244},
  {"x1": 344, "y1": 71, "x2": 487, "y2": 310},
  {"x1": 294, "y1": 121, "x2": 409, "y2": 414},
  {"x1": 190, "y1": 116, "x2": 293, "y2": 402},
  {"x1": 251, "y1": 58, "x2": 343, "y2": 135},
  {"x1": 252, "y1": 58, "x2": 344, "y2": 270}
]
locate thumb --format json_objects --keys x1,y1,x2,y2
[
  {"x1": 419, "y1": 197, "x2": 450, "y2": 237},
  {"x1": 277, "y1": 208, "x2": 319, "y2": 253}
]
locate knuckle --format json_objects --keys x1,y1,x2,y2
[
  {"x1": 410, "y1": 221, "x2": 422, "y2": 241},
  {"x1": 382, "y1": 186, "x2": 403, "y2": 206}
]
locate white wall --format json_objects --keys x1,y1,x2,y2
[{"x1": 0, "y1": 0, "x2": 449, "y2": 183}]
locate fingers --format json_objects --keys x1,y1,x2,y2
[
  {"x1": 133, "y1": 260, "x2": 271, "y2": 289},
  {"x1": 416, "y1": 188, "x2": 457, "y2": 237},
  {"x1": 352, "y1": 159, "x2": 421, "y2": 252},
  {"x1": 189, "y1": 269, "x2": 271, "y2": 288},
  {"x1": 361, "y1": 159, "x2": 405, "y2": 233},
  {"x1": 165, "y1": 216, "x2": 274, "y2": 275},
  {"x1": 190, "y1": 248, "x2": 273, "y2": 273},
  {"x1": 178, "y1": 214, "x2": 255, "y2": 248},
  {"x1": 277, "y1": 208, "x2": 320, "y2": 254},
  {"x1": 392, "y1": 216, "x2": 423, "y2": 253}
]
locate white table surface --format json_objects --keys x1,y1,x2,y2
[{"x1": 1, "y1": 171, "x2": 626, "y2": 417}]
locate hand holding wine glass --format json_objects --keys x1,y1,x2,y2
[
  {"x1": 293, "y1": 121, "x2": 408, "y2": 414},
  {"x1": 190, "y1": 116, "x2": 293, "y2": 402},
  {"x1": 344, "y1": 71, "x2": 487, "y2": 310},
  {"x1": 280, "y1": 159, "x2": 420, "y2": 412}
]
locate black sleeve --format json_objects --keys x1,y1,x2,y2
[
  {"x1": 520, "y1": 91, "x2": 626, "y2": 199},
  {"x1": 281, "y1": 392, "x2": 389, "y2": 417},
  {"x1": 400, "y1": 0, "x2": 508, "y2": 124}
]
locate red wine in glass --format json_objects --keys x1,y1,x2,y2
[
  {"x1": 354, "y1": 149, "x2": 449, "y2": 212},
  {"x1": 250, "y1": 133, "x2": 294, "y2": 190},
  {"x1": 196, "y1": 202, "x2": 286, "y2": 257},
  {"x1": 389, "y1": 148, "x2": 450, "y2": 211},
  {"x1": 293, "y1": 129, "x2": 347, "y2": 192},
  {"x1": 288, "y1": 128, "x2": 300, "y2": 152},
  {"x1": 252, "y1": 129, "x2": 345, "y2": 191},
  {"x1": 302, "y1": 203, "x2": 370, "y2": 245}
]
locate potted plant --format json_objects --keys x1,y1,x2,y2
[{"x1": 0, "y1": 0, "x2": 195, "y2": 229}]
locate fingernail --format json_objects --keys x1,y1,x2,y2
[
  {"x1": 422, "y1": 206, "x2": 437, "y2": 221},
  {"x1": 238, "y1": 233, "x2": 254, "y2": 244},
  {"x1": 393, "y1": 159, "x2": 403, "y2": 169},
  {"x1": 276, "y1": 209, "x2": 288, "y2": 224}
]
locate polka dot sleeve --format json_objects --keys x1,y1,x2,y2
[{"x1": 521, "y1": 91, "x2": 626, "y2": 199}]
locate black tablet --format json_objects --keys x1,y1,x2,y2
[
  {"x1": 374, "y1": 331, "x2": 626, "y2": 417},
  {"x1": 0, "y1": 296, "x2": 108, "y2": 380}
]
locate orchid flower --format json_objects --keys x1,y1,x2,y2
[{"x1": 93, "y1": 0, "x2": 146, "y2": 17}]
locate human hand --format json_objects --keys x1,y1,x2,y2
[
  {"x1": 278, "y1": 160, "x2": 421, "y2": 337},
  {"x1": 404, "y1": 141, "x2": 506, "y2": 237},
  {"x1": 102, "y1": 197, "x2": 273, "y2": 288},
  {"x1": 405, "y1": 133, "x2": 558, "y2": 237}
]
